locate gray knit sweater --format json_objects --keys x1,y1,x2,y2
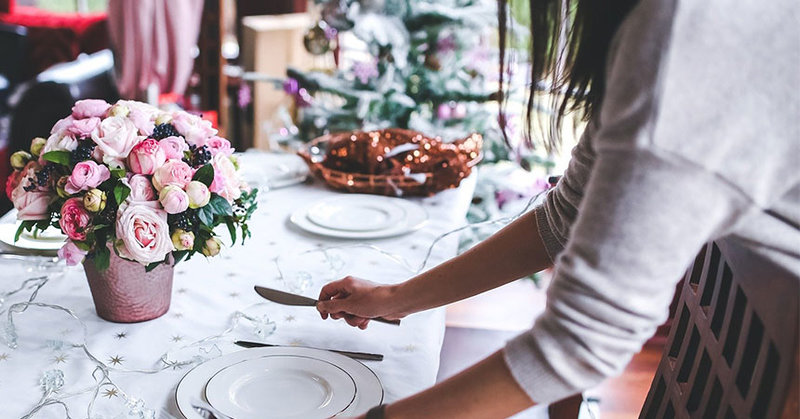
[{"x1": 502, "y1": 0, "x2": 800, "y2": 404}]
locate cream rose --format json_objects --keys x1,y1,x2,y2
[
  {"x1": 209, "y1": 154, "x2": 242, "y2": 202},
  {"x1": 115, "y1": 201, "x2": 174, "y2": 265},
  {"x1": 92, "y1": 116, "x2": 144, "y2": 166}
]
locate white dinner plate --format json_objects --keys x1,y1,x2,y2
[
  {"x1": 204, "y1": 355, "x2": 357, "y2": 419},
  {"x1": 306, "y1": 195, "x2": 407, "y2": 232},
  {"x1": 175, "y1": 347, "x2": 384, "y2": 419},
  {"x1": 0, "y1": 223, "x2": 66, "y2": 251},
  {"x1": 290, "y1": 195, "x2": 427, "y2": 239}
]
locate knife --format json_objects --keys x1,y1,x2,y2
[
  {"x1": 253, "y1": 285, "x2": 401, "y2": 326},
  {"x1": 234, "y1": 340, "x2": 384, "y2": 361}
]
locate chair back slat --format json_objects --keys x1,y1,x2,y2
[{"x1": 640, "y1": 241, "x2": 799, "y2": 418}]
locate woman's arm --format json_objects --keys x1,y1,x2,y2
[{"x1": 317, "y1": 209, "x2": 552, "y2": 326}]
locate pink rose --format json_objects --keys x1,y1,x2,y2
[
  {"x1": 206, "y1": 136, "x2": 233, "y2": 156},
  {"x1": 125, "y1": 174, "x2": 157, "y2": 202},
  {"x1": 58, "y1": 241, "x2": 88, "y2": 266},
  {"x1": 68, "y1": 117, "x2": 101, "y2": 138},
  {"x1": 115, "y1": 202, "x2": 173, "y2": 264},
  {"x1": 92, "y1": 115, "x2": 143, "y2": 165},
  {"x1": 209, "y1": 154, "x2": 241, "y2": 202},
  {"x1": 59, "y1": 198, "x2": 91, "y2": 241},
  {"x1": 159, "y1": 136, "x2": 189, "y2": 160},
  {"x1": 71, "y1": 99, "x2": 110, "y2": 119},
  {"x1": 152, "y1": 159, "x2": 193, "y2": 191},
  {"x1": 65, "y1": 160, "x2": 111, "y2": 194},
  {"x1": 5, "y1": 170, "x2": 22, "y2": 200},
  {"x1": 11, "y1": 163, "x2": 50, "y2": 220},
  {"x1": 42, "y1": 132, "x2": 79, "y2": 157},
  {"x1": 172, "y1": 112, "x2": 217, "y2": 146},
  {"x1": 116, "y1": 100, "x2": 159, "y2": 136},
  {"x1": 128, "y1": 138, "x2": 167, "y2": 175},
  {"x1": 158, "y1": 185, "x2": 190, "y2": 214},
  {"x1": 51, "y1": 116, "x2": 74, "y2": 135},
  {"x1": 185, "y1": 181, "x2": 210, "y2": 208}
]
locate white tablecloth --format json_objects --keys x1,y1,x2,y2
[{"x1": 0, "y1": 158, "x2": 476, "y2": 419}]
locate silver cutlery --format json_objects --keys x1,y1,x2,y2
[
  {"x1": 234, "y1": 340, "x2": 384, "y2": 361},
  {"x1": 191, "y1": 398, "x2": 232, "y2": 419},
  {"x1": 253, "y1": 285, "x2": 401, "y2": 326}
]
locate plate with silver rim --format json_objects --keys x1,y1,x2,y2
[
  {"x1": 175, "y1": 346, "x2": 384, "y2": 419},
  {"x1": 290, "y1": 195, "x2": 427, "y2": 239}
]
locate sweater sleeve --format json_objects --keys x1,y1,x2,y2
[
  {"x1": 535, "y1": 122, "x2": 598, "y2": 261},
  {"x1": 504, "y1": 147, "x2": 754, "y2": 403}
]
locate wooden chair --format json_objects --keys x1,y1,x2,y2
[
  {"x1": 640, "y1": 241, "x2": 798, "y2": 418},
  {"x1": 550, "y1": 241, "x2": 799, "y2": 418}
]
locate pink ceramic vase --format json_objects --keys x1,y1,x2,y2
[{"x1": 83, "y1": 249, "x2": 174, "y2": 323}]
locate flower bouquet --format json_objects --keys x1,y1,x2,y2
[{"x1": 5, "y1": 99, "x2": 258, "y2": 321}]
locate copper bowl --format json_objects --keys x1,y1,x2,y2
[{"x1": 297, "y1": 128, "x2": 482, "y2": 197}]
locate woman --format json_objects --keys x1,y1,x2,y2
[{"x1": 317, "y1": 0, "x2": 800, "y2": 417}]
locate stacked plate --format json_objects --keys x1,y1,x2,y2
[
  {"x1": 175, "y1": 346, "x2": 383, "y2": 419},
  {"x1": 0, "y1": 222, "x2": 66, "y2": 253},
  {"x1": 290, "y1": 194, "x2": 428, "y2": 239}
]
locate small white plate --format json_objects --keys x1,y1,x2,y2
[
  {"x1": 175, "y1": 347, "x2": 383, "y2": 419},
  {"x1": 0, "y1": 223, "x2": 66, "y2": 251},
  {"x1": 290, "y1": 195, "x2": 428, "y2": 239},
  {"x1": 306, "y1": 195, "x2": 407, "y2": 232},
  {"x1": 204, "y1": 355, "x2": 357, "y2": 419}
]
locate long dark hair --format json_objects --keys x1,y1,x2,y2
[{"x1": 498, "y1": 0, "x2": 639, "y2": 151}]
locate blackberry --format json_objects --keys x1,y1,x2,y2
[
  {"x1": 168, "y1": 212, "x2": 191, "y2": 230},
  {"x1": 189, "y1": 145, "x2": 212, "y2": 167},
  {"x1": 151, "y1": 123, "x2": 181, "y2": 140},
  {"x1": 35, "y1": 164, "x2": 56, "y2": 187},
  {"x1": 98, "y1": 205, "x2": 117, "y2": 225},
  {"x1": 71, "y1": 140, "x2": 97, "y2": 164},
  {"x1": 186, "y1": 209, "x2": 201, "y2": 230}
]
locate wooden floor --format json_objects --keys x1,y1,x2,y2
[{"x1": 438, "y1": 278, "x2": 665, "y2": 418}]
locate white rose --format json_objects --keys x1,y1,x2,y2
[
  {"x1": 92, "y1": 116, "x2": 144, "y2": 166},
  {"x1": 42, "y1": 131, "x2": 79, "y2": 155},
  {"x1": 115, "y1": 201, "x2": 174, "y2": 265}
]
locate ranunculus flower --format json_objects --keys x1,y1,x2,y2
[
  {"x1": 65, "y1": 160, "x2": 111, "y2": 194},
  {"x1": 83, "y1": 188, "x2": 107, "y2": 213},
  {"x1": 115, "y1": 202, "x2": 173, "y2": 265},
  {"x1": 152, "y1": 159, "x2": 193, "y2": 191},
  {"x1": 59, "y1": 198, "x2": 91, "y2": 241},
  {"x1": 201, "y1": 237, "x2": 222, "y2": 257},
  {"x1": 125, "y1": 174, "x2": 157, "y2": 202},
  {"x1": 171, "y1": 229, "x2": 195, "y2": 251},
  {"x1": 209, "y1": 153, "x2": 241, "y2": 202},
  {"x1": 92, "y1": 115, "x2": 143, "y2": 165},
  {"x1": 159, "y1": 185, "x2": 189, "y2": 214},
  {"x1": 128, "y1": 138, "x2": 167, "y2": 175},
  {"x1": 5, "y1": 170, "x2": 22, "y2": 200},
  {"x1": 68, "y1": 117, "x2": 101, "y2": 138},
  {"x1": 172, "y1": 112, "x2": 217, "y2": 146},
  {"x1": 58, "y1": 241, "x2": 88, "y2": 266},
  {"x1": 71, "y1": 99, "x2": 110, "y2": 119},
  {"x1": 159, "y1": 136, "x2": 189, "y2": 160},
  {"x1": 206, "y1": 136, "x2": 233, "y2": 156},
  {"x1": 185, "y1": 181, "x2": 210, "y2": 209}
]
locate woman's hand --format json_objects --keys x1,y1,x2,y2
[{"x1": 316, "y1": 276, "x2": 407, "y2": 329}]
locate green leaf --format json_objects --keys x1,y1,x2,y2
[
  {"x1": 113, "y1": 182, "x2": 131, "y2": 206},
  {"x1": 74, "y1": 241, "x2": 91, "y2": 251},
  {"x1": 208, "y1": 194, "x2": 232, "y2": 216},
  {"x1": 197, "y1": 206, "x2": 214, "y2": 226},
  {"x1": 110, "y1": 168, "x2": 126, "y2": 179},
  {"x1": 14, "y1": 221, "x2": 36, "y2": 243},
  {"x1": 145, "y1": 261, "x2": 161, "y2": 272},
  {"x1": 94, "y1": 245, "x2": 110, "y2": 271},
  {"x1": 193, "y1": 164, "x2": 214, "y2": 187},
  {"x1": 172, "y1": 250, "x2": 190, "y2": 265},
  {"x1": 42, "y1": 151, "x2": 71, "y2": 166},
  {"x1": 225, "y1": 219, "x2": 236, "y2": 245}
]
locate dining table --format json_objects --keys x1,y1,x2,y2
[{"x1": 0, "y1": 152, "x2": 478, "y2": 419}]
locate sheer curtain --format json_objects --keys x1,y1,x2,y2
[{"x1": 107, "y1": 0, "x2": 203, "y2": 101}]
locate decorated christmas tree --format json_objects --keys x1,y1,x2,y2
[{"x1": 281, "y1": 0, "x2": 519, "y2": 162}]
